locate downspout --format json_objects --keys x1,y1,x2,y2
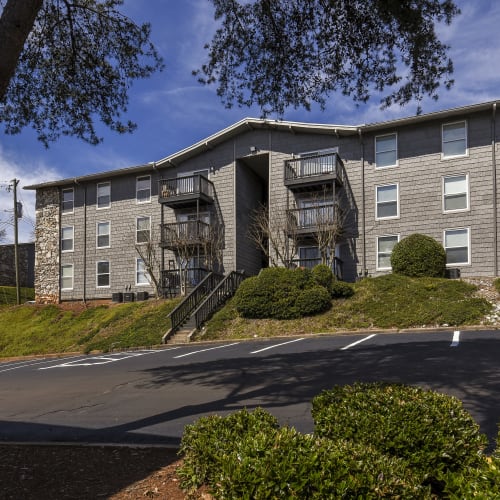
[
  {"x1": 358, "y1": 128, "x2": 366, "y2": 276},
  {"x1": 83, "y1": 182, "x2": 87, "y2": 303},
  {"x1": 492, "y1": 103, "x2": 498, "y2": 276}
]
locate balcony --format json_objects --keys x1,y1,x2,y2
[
  {"x1": 159, "y1": 174, "x2": 214, "y2": 207},
  {"x1": 160, "y1": 220, "x2": 211, "y2": 249},
  {"x1": 289, "y1": 257, "x2": 343, "y2": 280},
  {"x1": 284, "y1": 152, "x2": 343, "y2": 191},
  {"x1": 287, "y1": 204, "x2": 336, "y2": 235},
  {"x1": 160, "y1": 267, "x2": 209, "y2": 294}
]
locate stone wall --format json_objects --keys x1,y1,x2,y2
[
  {"x1": 0, "y1": 243, "x2": 35, "y2": 287},
  {"x1": 34, "y1": 187, "x2": 60, "y2": 303}
]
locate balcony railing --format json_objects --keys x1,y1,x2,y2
[
  {"x1": 289, "y1": 257, "x2": 343, "y2": 280},
  {"x1": 160, "y1": 220, "x2": 211, "y2": 248},
  {"x1": 159, "y1": 174, "x2": 214, "y2": 206},
  {"x1": 287, "y1": 204, "x2": 336, "y2": 232},
  {"x1": 284, "y1": 152, "x2": 342, "y2": 189},
  {"x1": 160, "y1": 267, "x2": 210, "y2": 294}
]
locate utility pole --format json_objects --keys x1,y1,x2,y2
[{"x1": 11, "y1": 179, "x2": 20, "y2": 305}]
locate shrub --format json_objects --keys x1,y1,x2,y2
[
  {"x1": 177, "y1": 408, "x2": 279, "y2": 492},
  {"x1": 295, "y1": 285, "x2": 331, "y2": 316},
  {"x1": 391, "y1": 233, "x2": 446, "y2": 277},
  {"x1": 311, "y1": 264, "x2": 334, "y2": 289},
  {"x1": 329, "y1": 279, "x2": 355, "y2": 298},
  {"x1": 494, "y1": 277, "x2": 500, "y2": 294},
  {"x1": 312, "y1": 383, "x2": 487, "y2": 491}
]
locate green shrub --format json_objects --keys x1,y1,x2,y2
[
  {"x1": 312, "y1": 383, "x2": 487, "y2": 491},
  {"x1": 234, "y1": 267, "x2": 330, "y2": 319},
  {"x1": 494, "y1": 277, "x2": 500, "y2": 294},
  {"x1": 391, "y1": 233, "x2": 446, "y2": 277},
  {"x1": 213, "y1": 427, "x2": 424, "y2": 499},
  {"x1": 295, "y1": 285, "x2": 331, "y2": 316},
  {"x1": 177, "y1": 408, "x2": 279, "y2": 492},
  {"x1": 329, "y1": 279, "x2": 355, "y2": 298},
  {"x1": 311, "y1": 264, "x2": 334, "y2": 289}
]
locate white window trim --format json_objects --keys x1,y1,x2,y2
[
  {"x1": 96, "y1": 181, "x2": 111, "y2": 210},
  {"x1": 136, "y1": 175, "x2": 151, "y2": 204},
  {"x1": 136, "y1": 258, "x2": 150, "y2": 286},
  {"x1": 61, "y1": 188, "x2": 74, "y2": 215},
  {"x1": 442, "y1": 173, "x2": 469, "y2": 213},
  {"x1": 61, "y1": 264, "x2": 74, "y2": 291},
  {"x1": 376, "y1": 234, "x2": 400, "y2": 271},
  {"x1": 375, "y1": 133, "x2": 398, "y2": 169},
  {"x1": 96, "y1": 221, "x2": 111, "y2": 249},
  {"x1": 375, "y1": 183, "x2": 399, "y2": 220},
  {"x1": 441, "y1": 120, "x2": 468, "y2": 160},
  {"x1": 96, "y1": 260, "x2": 111, "y2": 288},
  {"x1": 136, "y1": 216, "x2": 151, "y2": 244},
  {"x1": 444, "y1": 227, "x2": 471, "y2": 266},
  {"x1": 61, "y1": 226, "x2": 74, "y2": 253}
]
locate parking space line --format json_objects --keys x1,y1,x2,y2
[
  {"x1": 341, "y1": 334, "x2": 377, "y2": 350},
  {"x1": 250, "y1": 338, "x2": 305, "y2": 354},
  {"x1": 173, "y1": 343, "x2": 240, "y2": 359},
  {"x1": 0, "y1": 354, "x2": 87, "y2": 374},
  {"x1": 451, "y1": 330, "x2": 460, "y2": 347}
]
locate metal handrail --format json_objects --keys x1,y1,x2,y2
[
  {"x1": 168, "y1": 271, "x2": 224, "y2": 334},
  {"x1": 287, "y1": 203, "x2": 336, "y2": 230},
  {"x1": 193, "y1": 270, "x2": 246, "y2": 329},
  {"x1": 285, "y1": 152, "x2": 341, "y2": 181},
  {"x1": 160, "y1": 220, "x2": 211, "y2": 246},
  {"x1": 288, "y1": 257, "x2": 343, "y2": 280},
  {"x1": 159, "y1": 174, "x2": 213, "y2": 199}
]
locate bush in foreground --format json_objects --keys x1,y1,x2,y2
[{"x1": 391, "y1": 233, "x2": 446, "y2": 277}]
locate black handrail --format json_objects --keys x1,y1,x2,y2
[
  {"x1": 193, "y1": 270, "x2": 246, "y2": 329},
  {"x1": 287, "y1": 204, "x2": 336, "y2": 230},
  {"x1": 159, "y1": 174, "x2": 213, "y2": 199},
  {"x1": 160, "y1": 220, "x2": 211, "y2": 247},
  {"x1": 288, "y1": 257, "x2": 343, "y2": 280},
  {"x1": 168, "y1": 271, "x2": 224, "y2": 334},
  {"x1": 285, "y1": 152, "x2": 341, "y2": 181}
]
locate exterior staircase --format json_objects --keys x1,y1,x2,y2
[{"x1": 163, "y1": 270, "x2": 246, "y2": 344}]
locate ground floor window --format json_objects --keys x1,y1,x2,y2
[
  {"x1": 61, "y1": 264, "x2": 74, "y2": 290},
  {"x1": 377, "y1": 235, "x2": 399, "y2": 270},
  {"x1": 444, "y1": 228, "x2": 470, "y2": 265},
  {"x1": 136, "y1": 258, "x2": 149, "y2": 285},
  {"x1": 298, "y1": 246, "x2": 321, "y2": 269},
  {"x1": 96, "y1": 261, "x2": 110, "y2": 288}
]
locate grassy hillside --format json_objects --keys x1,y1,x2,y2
[{"x1": 0, "y1": 286, "x2": 35, "y2": 305}]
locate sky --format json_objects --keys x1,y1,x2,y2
[{"x1": 1, "y1": 0, "x2": 500, "y2": 243}]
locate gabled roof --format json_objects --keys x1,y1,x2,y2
[{"x1": 24, "y1": 100, "x2": 499, "y2": 190}]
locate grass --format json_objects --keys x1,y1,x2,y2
[
  {"x1": 0, "y1": 286, "x2": 35, "y2": 305},
  {"x1": 198, "y1": 274, "x2": 492, "y2": 341},
  {"x1": 0, "y1": 294, "x2": 180, "y2": 358}
]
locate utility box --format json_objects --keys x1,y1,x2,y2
[
  {"x1": 136, "y1": 291, "x2": 149, "y2": 301},
  {"x1": 445, "y1": 268, "x2": 461, "y2": 279},
  {"x1": 123, "y1": 292, "x2": 135, "y2": 302},
  {"x1": 112, "y1": 292, "x2": 123, "y2": 303}
]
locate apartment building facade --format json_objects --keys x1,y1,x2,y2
[{"x1": 26, "y1": 100, "x2": 500, "y2": 303}]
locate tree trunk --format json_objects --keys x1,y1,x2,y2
[{"x1": 0, "y1": 0, "x2": 43, "y2": 102}]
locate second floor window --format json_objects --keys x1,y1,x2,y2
[
  {"x1": 137, "y1": 175, "x2": 151, "y2": 203},
  {"x1": 61, "y1": 226, "x2": 74, "y2": 252},
  {"x1": 136, "y1": 216, "x2": 151, "y2": 243},
  {"x1": 97, "y1": 182, "x2": 111, "y2": 209},
  {"x1": 376, "y1": 184, "x2": 399, "y2": 219},
  {"x1": 375, "y1": 133, "x2": 397, "y2": 168},
  {"x1": 62, "y1": 188, "x2": 74, "y2": 214},
  {"x1": 442, "y1": 121, "x2": 467, "y2": 158},
  {"x1": 97, "y1": 221, "x2": 110, "y2": 248},
  {"x1": 443, "y1": 174, "x2": 469, "y2": 212}
]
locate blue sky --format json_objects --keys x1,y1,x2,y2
[{"x1": 1, "y1": 0, "x2": 500, "y2": 243}]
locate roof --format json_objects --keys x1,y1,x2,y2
[{"x1": 24, "y1": 100, "x2": 499, "y2": 190}]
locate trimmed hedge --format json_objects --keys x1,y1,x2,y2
[
  {"x1": 312, "y1": 383, "x2": 487, "y2": 489},
  {"x1": 311, "y1": 264, "x2": 334, "y2": 289},
  {"x1": 391, "y1": 233, "x2": 446, "y2": 277},
  {"x1": 329, "y1": 279, "x2": 355, "y2": 298}
]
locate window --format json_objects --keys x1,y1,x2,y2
[
  {"x1": 136, "y1": 175, "x2": 151, "y2": 203},
  {"x1": 96, "y1": 221, "x2": 110, "y2": 248},
  {"x1": 376, "y1": 184, "x2": 399, "y2": 219},
  {"x1": 62, "y1": 188, "x2": 74, "y2": 214},
  {"x1": 136, "y1": 258, "x2": 149, "y2": 285},
  {"x1": 298, "y1": 246, "x2": 321, "y2": 269},
  {"x1": 97, "y1": 182, "x2": 111, "y2": 209},
  {"x1": 136, "y1": 216, "x2": 151, "y2": 243},
  {"x1": 96, "y1": 261, "x2": 110, "y2": 287},
  {"x1": 61, "y1": 264, "x2": 74, "y2": 290},
  {"x1": 443, "y1": 174, "x2": 469, "y2": 212},
  {"x1": 61, "y1": 226, "x2": 74, "y2": 252},
  {"x1": 375, "y1": 133, "x2": 397, "y2": 168},
  {"x1": 377, "y1": 235, "x2": 399, "y2": 270},
  {"x1": 444, "y1": 228, "x2": 470, "y2": 265},
  {"x1": 442, "y1": 121, "x2": 467, "y2": 158}
]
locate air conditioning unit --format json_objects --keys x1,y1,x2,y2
[{"x1": 123, "y1": 292, "x2": 135, "y2": 302}]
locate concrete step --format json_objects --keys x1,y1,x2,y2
[{"x1": 167, "y1": 328, "x2": 195, "y2": 344}]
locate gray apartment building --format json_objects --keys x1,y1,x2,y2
[{"x1": 26, "y1": 100, "x2": 500, "y2": 304}]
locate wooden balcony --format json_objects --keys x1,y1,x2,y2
[
  {"x1": 159, "y1": 174, "x2": 214, "y2": 207},
  {"x1": 160, "y1": 220, "x2": 211, "y2": 249},
  {"x1": 284, "y1": 152, "x2": 343, "y2": 191}
]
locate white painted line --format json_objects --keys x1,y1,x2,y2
[
  {"x1": 173, "y1": 343, "x2": 240, "y2": 359},
  {"x1": 341, "y1": 334, "x2": 377, "y2": 350},
  {"x1": 250, "y1": 338, "x2": 305, "y2": 354},
  {"x1": 0, "y1": 354, "x2": 86, "y2": 374},
  {"x1": 451, "y1": 330, "x2": 460, "y2": 347}
]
